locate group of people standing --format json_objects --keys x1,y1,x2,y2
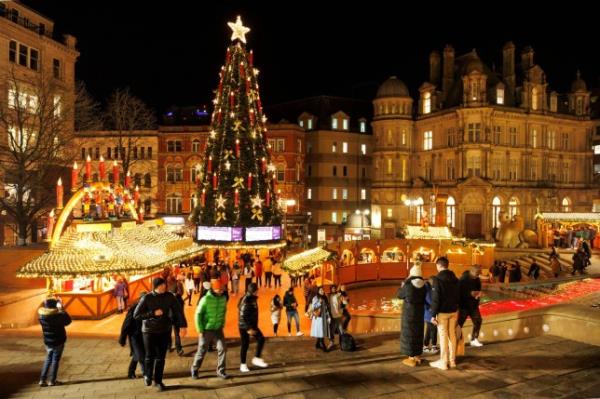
[{"x1": 397, "y1": 257, "x2": 484, "y2": 369}]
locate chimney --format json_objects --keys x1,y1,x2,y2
[
  {"x1": 502, "y1": 41, "x2": 516, "y2": 94},
  {"x1": 521, "y1": 46, "x2": 534, "y2": 71},
  {"x1": 63, "y1": 34, "x2": 77, "y2": 50},
  {"x1": 429, "y1": 50, "x2": 441, "y2": 85},
  {"x1": 442, "y1": 45, "x2": 455, "y2": 100}
]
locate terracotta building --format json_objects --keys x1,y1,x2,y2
[{"x1": 371, "y1": 43, "x2": 599, "y2": 239}]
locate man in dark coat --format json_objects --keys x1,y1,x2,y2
[
  {"x1": 527, "y1": 261, "x2": 540, "y2": 280},
  {"x1": 458, "y1": 266, "x2": 484, "y2": 348},
  {"x1": 120, "y1": 291, "x2": 147, "y2": 379},
  {"x1": 134, "y1": 277, "x2": 187, "y2": 392},
  {"x1": 38, "y1": 298, "x2": 72, "y2": 386},
  {"x1": 397, "y1": 264, "x2": 426, "y2": 367},
  {"x1": 429, "y1": 256, "x2": 459, "y2": 371},
  {"x1": 238, "y1": 283, "x2": 268, "y2": 372}
]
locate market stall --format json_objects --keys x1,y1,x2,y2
[
  {"x1": 536, "y1": 212, "x2": 600, "y2": 248},
  {"x1": 282, "y1": 247, "x2": 335, "y2": 287}
]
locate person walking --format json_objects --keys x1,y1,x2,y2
[
  {"x1": 270, "y1": 294, "x2": 283, "y2": 336},
  {"x1": 192, "y1": 264, "x2": 202, "y2": 293},
  {"x1": 310, "y1": 286, "x2": 333, "y2": 352},
  {"x1": 397, "y1": 264, "x2": 426, "y2": 367},
  {"x1": 231, "y1": 261, "x2": 241, "y2": 295},
  {"x1": 134, "y1": 277, "x2": 187, "y2": 391},
  {"x1": 264, "y1": 256, "x2": 273, "y2": 288},
  {"x1": 114, "y1": 276, "x2": 128, "y2": 313},
  {"x1": 340, "y1": 285, "x2": 351, "y2": 331},
  {"x1": 328, "y1": 285, "x2": 344, "y2": 345},
  {"x1": 527, "y1": 260, "x2": 540, "y2": 280},
  {"x1": 302, "y1": 278, "x2": 312, "y2": 312},
  {"x1": 243, "y1": 263, "x2": 254, "y2": 293},
  {"x1": 429, "y1": 257, "x2": 459, "y2": 371},
  {"x1": 120, "y1": 291, "x2": 147, "y2": 379},
  {"x1": 508, "y1": 262, "x2": 522, "y2": 283},
  {"x1": 191, "y1": 280, "x2": 229, "y2": 380},
  {"x1": 184, "y1": 273, "x2": 195, "y2": 306},
  {"x1": 458, "y1": 266, "x2": 484, "y2": 347},
  {"x1": 498, "y1": 261, "x2": 507, "y2": 284},
  {"x1": 168, "y1": 275, "x2": 186, "y2": 356},
  {"x1": 38, "y1": 298, "x2": 72, "y2": 387},
  {"x1": 423, "y1": 277, "x2": 438, "y2": 355},
  {"x1": 272, "y1": 261, "x2": 282, "y2": 288},
  {"x1": 283, "y1": 286, "x2": 303, "y2": 336},
  {"x1": 254, "y1": 259, "x2": 263, "y2": 288},
  {"x1": 238, "y1": 283, "x2": 269, "y2": 372},
  {"x1": 551, "y1": 254, "x2": 561, "y2": 278}
]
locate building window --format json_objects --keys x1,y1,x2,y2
[
  {"x1": 277, "y1": 166, "x2": 285, "y2": 182},
  {"x1": 53, "y1": 59, "x2": 62, "y2": 79},
  {"x1": 530, "y1": 159, "x2": 537, "y2": 180},
  {"x1": 561, "y1": 162, "x2": 570, "y2": 183},
  {"x1": 331, "y1": 117, "x2": 338, "y2": 130},
  {"x1": 423, "y1": 130, "x2": 433, "y2": 150},
  {"x1": 332, "y1": 142, "x2": 337, "y2": 153},
  {"x1": 467, "y1": 123, "x2": 481, "y2": 143},
  {"x1": 594, "y1": 145, "x2": 600, "y2": 155},
  {"x1": 81, "y1": 147, "x2": 86, "y2": 160},
  {"x1": 492, "y1": 159, "x2": 501, "y2": 180},
  {"x1": 359, "y1": 121, "x2": 366, "y2": 133},
  {"x1": 467, "y1": 155, "x2": 481, "y2": 177},
  {"x1": 531, "y1": 129, "x2": 538, "y2": 148},
  {"x1": 548, "y1": 131, "x2": 556, "y2": 149},
  {"x1": 331, "y1": 212, "x2": 338, "y2": 223},
  {"x1": 192, "y1": 140, "x2": 201, "y2": 153},
  {"x1": 550, "y1": 96, "x2": 557, "y2": 112},
  {"x1": 332, "y1": 188, "x2": 337, "y2": 200},
  {"x1": 276, "y1": 138, "x2": 285, "y2": 152},
  {"x1": 133, "y1": 146, "x2": 138, "y2": 159},
  {"x1": 147, "y1": 147, "x2": 153, "y2": 158},
  {"x1": 548, "y1": 160, "x2": 557, "y2": 181},
  {"x1": 342, "y1": 142, "x2": 348, "y2": 153},
  {"x1": 386, "y1": 158, "x2": 393, "y2": 174},
  {"x1": 360, "y1": 189, "x2": 366, "y2": 200},
  {"x1": 386, "y1": 208, "x2": 393, "y2": 218},
  {"x1": 562, "y1": 197, "x2": 571, "y2": 212},
  {"x1": 107, "y1": 147, "x2": 112, "y2": 159},
  {"x1": 415, "y1": 197, "x2": 424, "y2": 223},
  {"x1": 423, "y1": 92, "x2": 431, "y2": 114},
  {"x1": 401, "y1": 129, "x2": 407, "y2": 146},
  {"x1": 492, "y1": 196, "x2": 502, "y2": 229},
  {"x1": 561, "y1": 133, "x2": 569, "y2": 150},
  {"x1": 332, "y1": 166, "x2": 337, "y2": 176},
  {"x1": 166, "y1": 194, "x2": 182, "y2": 214},
  {"x1": 361, "y1": 144, "x2": 367, "y2": 155},
  {"x1": 299, "y1": 120, "x2": 304, "y2": 128},
  {"x1": 342, "y1": 165, "x2": 347, "y2": 177},
  {"x1": 508, "y1": 197, "x2": 519, "y2": 218},
  {"x1": 531, "y1": 87, "x2": 539, "y2": 110},
  {"x1": 446, "y1": 159, "x2": 455, "y2": 180},
  {"x1": 191, "y1": 165, "x2": 201, "y2": 182},
  {"x1": 493, "y1": 126, "x2": 502, "y2": 145},
  {"x1": 307, "y1": 188, "x2": 312, "y2": 199},
  {"x1": 95, "y1": 147, "x2": 100, "y2": 160},
  {"x1": 446, "y1": 196, "x2": 456, "y2": 227},
  {"x1": 342, "y1": 212, "x2": 348, "y2": 223},
  {"x1": 497, "y1": 87, "x2": 504, "y2": 105},
  {"x1": 576, "y1": 98, "x2": 583, "y2": 115},
  {"x1": 308, "y1": 165, "x2": 312, "y2": 177},
  {"x1": 447, "y1": 128, "x2": 455, "y2": 147},
  {"x1": 144, "y1": 173, "x2": 152, "y2": 188},
  {"x1": 509, "y1": 127, "x2": 518, "y2": 146},
  {"x1": 509, "y1": 159, "x2": 518, "y2": 181},
  {"x1": 9, "y1": 40, "x2": 17, "y2": 63},
  {"x1": 307, "y1": 118, "x2": 313, "y2": 130},
  {"x1": 167, "y1": 140, "x2": 182, "y2": 152},
  {"x1": 342, "y1": 189, "x2": 348, "y2": 200},
  {"x1": 166, "y1": 166, "x2": 183, "y2": 183},
  {"x1": 342, "y1": 118, "x2": 349, "y2": 131},
  {"x1": 134, "y1": 173, "x2": 142, "y2": 187}
]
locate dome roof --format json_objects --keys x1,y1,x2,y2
[
  {"x1": 571, "y1": 71, "x2": 587, "y2": 92},
  {"x1": 376, "y1": 76, "x2": 410, "y2": 98},
  {"x1": 463, "y1": 50, "x2": 484, "y2": 74}
]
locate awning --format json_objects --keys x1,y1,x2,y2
[
  {"x1": 282, "y1": 247, "x2": 334, "y2": 273},
  {"x1": 536, "y1": 212, "x2": 600, "y2": 224},
  {"x1": 404, "y1": 225, "x2": 456, "y2": 240}
]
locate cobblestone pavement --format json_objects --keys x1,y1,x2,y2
[{"x1": 1, "y1": 332, "x2": 600, "y2": 399}]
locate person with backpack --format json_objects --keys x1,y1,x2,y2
[
  {"x1": 397, "y1": 264, "x2": 426, "y2": 367},
  {"x1": 38, "y1": 298, "x2": 72, "y2": 387},
  {"x1": 119, "y1": 291, "x2": 146, "y2": 379},
  {"x1": 238, "y1": 283, "x2": 269, "y2": 372}
]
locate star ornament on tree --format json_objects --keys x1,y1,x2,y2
[
  {"x1": 251, "y1": 194, "x2": 263, "y2": 208},
  {"x1": 216, "y1": 194, "x2": 227, "y2": 209},
  {"x1": 228, "y1": 15, "x2": 250, "y2": 44}
]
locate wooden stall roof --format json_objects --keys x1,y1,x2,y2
[
  {"x1": 283, "y1": 247, "x2": 334, "y2": 272},
  {"x1": 404, "y1": 225, "x2": 457, "y2": 240},
  {"x1": 536, "y1": 212, "x2": 600, "y2": 223}
]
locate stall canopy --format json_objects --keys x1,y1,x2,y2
[
  {"x1": 537, "y1": 212, "x2": 600, "y2": 227},
  {"x1": 17, "y1": 222, "x2": 206, "y2": 278},
  {"x1": 282, "y1": 247, "x2": 334, "y2": 273},
  {"x1": 404, "y1": 225, "x2": 457, "y2": 240}
]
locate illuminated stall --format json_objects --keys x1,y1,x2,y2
[
  {"x1": 535, "y1": 212, "x2": 600, "y2": 248},
  {"x1": 282, "y1": 247, "x2": 335, "y2": 287}
]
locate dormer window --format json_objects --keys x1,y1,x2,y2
[
  {"x1": 423, "y1": 92, "x2": 431, "y2": 114},
  {"x1": 331, "y1": 117, "x2": 338, "y2": 130},
  {"x1": 471, "y1": 81, "x2": 480, "y2": 101},
  {"x1": 496, "y1": 87, "x2": 504, "y2": 105},
  {"x1": 550, "y1": 95, "x2": 557, "y2": 112},
  {"x1": 359, "y1": 121, "x2": 366, "y2": 133},
  {"x1": 342, "y1": 118, "x2": 349, "y2": 131},
  {"x1": 307, "y1": 118, "x2": 313, "y2": 130},
  {"x1": 299, "y1": 120, "x2": 304, "y2": 128},
  {"x1": 531, "y1": 87, "x2": 539, "y2": 110}
]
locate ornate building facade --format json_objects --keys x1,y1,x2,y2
[{"x1": 371, "y1": 43, "x2": 598, "y2": 239}]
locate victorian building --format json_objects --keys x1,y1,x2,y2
[{"x1": 371, "y1": 43, "x2": 597, "y2": 239}]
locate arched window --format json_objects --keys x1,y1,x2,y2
[
  {"x1": 562, "y1": 197, "x2": 571, "y2": 212},
  {"x1": 134, "y1": 173, "x2": 142, "y2": 187},
  {"x1": 576, "y1": 98, "x2": 583, "y2": 115},
  {"x1": 531, "y1": 87, "x2": 538, "y2": 110},
  {"x1": 508, "y1": 197, "x2": 519, "y2": 218},
  {"x1": 423, "y1": 92, "x2": 431, "y2": 114},
  {"x1": 144, "y1": 173, "x2": 151, "y2": 188},
  {"x1": 415, "y1": 197, "x2": 424, "y2": 223},
  {"x1": 492, "y1": 196, "x2": 502, "y2": 229},
  {"x1": 446, "y1": 196, "x2": 456, "y2": 227}
]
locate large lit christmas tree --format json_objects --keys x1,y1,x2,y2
[{"x1": 192, "y1": 16, "x2": 283, "y2": 245}]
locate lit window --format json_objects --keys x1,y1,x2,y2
[
  {"x1": 361, "y1": 189, "x2": 366, "y2": 200},
  {"x1": 307, "y1": 118, "x2": 313, "y2": 130},
  {"x1": 342, "y1": 189, "x2": 348, "y2": 200},
  {"x1": 492, "y1": 196, "x2": 502, "y2": 229},
  {"x1": 332, "y1": 142, "x2": 337, "y2": 153},
  {"x1": 342, "y1": 119, "x2": 349, "y2": 130},
  {"x1": 360, "y1": 121, "x2": 366, "y2": 133},
  {"x1": 307, "y1": 188, "x2": 312, "y2": 199},
  {"x1": 332, "y1": 212, "x2": 338, "y2": 223},
  {"x1": 509, "y1": 127, "x2": 518, "y2": 146},
  {"x1": 361, "y1": 144, "x2": 367, "y2": 155},
  {"x1": 299, "y1": 120, "x2": 304, "y2": 128},
  {"x1": 508, "y1": 197, "x2": 519, "y2": 218},
  {"x1": 192, "y1": 140, "x2": 201, "y2": 153},
  {"x1": 386, "y1": 158, "x2": 393, "y2": 174},
  {"x1": 423, "y1": 131, "x2": 433, "y2": 151},
  {"x1": 423, "y1": 92, "x2": 431, "y2": 114},
  {"x1": 342, "y1": 212, "x2": 348, "y2": 223},
  {"x1": 332, "y1": 188, "x2": 337, "y2": 200},
  {"x1": 415, "y1": 197, "x2": 424, "y2": 223},
  {"x1": 531, "y1": 129, "x2": 537, "y2": 148},
  {"x1": 331, "y1": 117, "x2": 338, "y2": 129},
  {"x1": 386, "y1": 208, "x2": 393, "y2": 218},
  {"x1": 561, "y1": 133, "x2": 569, "y2": 150},
  {"x1": 548, "y1": 131, "x2": 556, "y2": 149},
  {"x1": 531, "y1": 87, "x2": 538, "y2": 110},
  {"x1": 594, "y1": 145, "x2": 600, "y2": 155},
  {"x1": 446, "y1": 196, "x2": 456, "y2": 227},
  {"x1": 53, "y1": 95, "x2": 61, "y2": 117},
  {"x1": 342, "y1": 142, "x2": 348, "y2": 153},
  {"x1": 493, "y1": 126, "x2": 502, "y2": 145},
  {"x1": 562, "y1": 197, "x2": 571, "y2": 212},
  {"x1": 277, "y1": 166, "x2": 285, "y2": 182},
  {"x1": 497, "y1": 87, "x2": 504, "y2": 105}
]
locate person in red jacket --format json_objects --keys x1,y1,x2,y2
[{"x1": 254, "y1": 259, "x2": 263, "y2": 288}]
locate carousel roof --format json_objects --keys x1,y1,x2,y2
[
  {"x1": 17, "y1": 222, "x2": 205, "y2": 278},
  {"x1": 404, "y1": 225, "x2": 455, "y2": 240},
  {"x1": 282, "y1": 247, "x2": 334, "y2": 272},
  {"x1": 537, "y1": 212, "x2": 600, "y2": 223}
]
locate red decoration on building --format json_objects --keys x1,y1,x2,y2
[
  {"x1": 125, "y1": 171, "x2": 131, "y2": 188},
  {"x1": 234, "y1": 189, "x2": 239, "y2": 206},
  {"x1": 99, "y1": 156, "x2": 106, "y2": 181},
  {"x1": 213, "y1": 173, "x2": 218, "y2": 189},
  {"x1": 71, "y1": 162, "x2": 78, "y2": 191},
  {"x1": 85, "y1": 155, "x2": 92, "y2": 181},
  {"x1": 236, "y1": 139, "x2": 240, "y2": 157},
  {"x1": 56, "y1": 178, "x2": 63, "y2": 209}
]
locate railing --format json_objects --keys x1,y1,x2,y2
[
  {"x1": 1, "y1": 7, "x2": 54, "y2": 39},
  {"x1": 336, "y1": 261, "x2": 473, "y2": 285}
]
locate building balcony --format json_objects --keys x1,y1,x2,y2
[{"x1": 1, "y1": 6, "x2": 53, "y2": 39}]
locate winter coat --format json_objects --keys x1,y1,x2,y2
[
  {"x1": 430, "y1": 269, "x2": 459, "y2": 317},
  {"x1": 329, "y1": 292, "x2": 343, "y2": 319},
  {"x1": 283, "y1": 291, "x2": 298, "y2": 312},
  {"x1": 508, "y1": 265, "x2": 522, "y2": 282},
  {"x1": 195, "y1": 290, "x2": 227, "y2": 333},
  {"x1": 528, "y1": 263, "x2": 540, "y2": 279},
  {"x1": 238, "y1": 293, "x2": 259, "y2": 330},
  {"x1": 114, "y1": 281, "x2": 127, "y2": 298},
  {"x1": 133, "y1": 291, "x2": 187, "y2": 334},
  {"x1": 397, "y1": 276, "x2": 426, "y2": 357},
  {"x1": 119, "y1": 304, "x2": 145, "y2": 359},
  {"x1": 254, "y1": 261, "x2": 263, "y2": 277},
  {"x1": 310, "y1": 295, "x2": 332, "y2": 339},
  {"x1": 551, "y1": 257, "x2": 561, "y2": 275},
  {"x1": 38, "y1": 307, "x2": 72, "y2": 347},
  {"x1": 423, "y1": 282, "x2": 434, "y2": 322},
  {"x1": 458, "y1": 271, "x2": 481, "y2": 311}
]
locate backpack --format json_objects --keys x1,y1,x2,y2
[{"x1": 340, "y1": 333, "x2": 356, "y2": 352}]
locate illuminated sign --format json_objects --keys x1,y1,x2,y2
[
  {"x1": 197, "y1": 226, "x2": 234, "y2": 241},
  {"x1": 245, "y1": 226, "x2": 282, "y2": 242},
  {"x1": 163, "y1": 216, "x2": 186, "y2": 225}
]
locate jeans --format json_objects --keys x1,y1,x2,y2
[
  {"x1": 458, "y1": 307, "x2": 482, "y2": 340},
  {"x1": 265, "y1": 272, "x2": 272, "y2": 287},
  {"x1": 245, "y1": 277, "x2": 252, "y2": 292},
  {"x1": 168, "y1": 325, "x2": 182, "y2": 352},
  {"x1": 192, "y1": 329, "x2": 226, "y2": 375},
  {"x1": 424, "y1": 321, "x2": 438, "y2": 346},
  {"x1": 232, "y1": 279, "x2": 239, "y2": 294},
  {"x1": 273, "y1": 274, "x2": 281, "y2": 288},
  {"x1": 239, "y1": 327, "x2": 265, "y2": 364},
  {"x1": 116, "y1": 296, "x2": 125, "y2": 311},
  {"x1": 128, "y1": 335, "x2": 145, "y2": 376},
  {"x1": 256, "y1": 275, "x2": 262, "y2": 288},
  {"x1": 40, "y1": 344, "x2": 64, "y2": 383},
  {"x1": 286, "y1": 310, "x2": 300, "y2": 333},
  {"x1": 437, "y1": 311, "x2": 458, "y2": 366},
  {"x1": 342, "y1": 308, "x2": 351, "y2": 331},
  {"x1": 142, "y1": 331, "x2": 170, "y2": 383},
  {"x1": 330, "y1": 317, "x2": 342, "y2": 342}
]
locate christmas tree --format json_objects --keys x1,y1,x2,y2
[{"x1": 193, "y1": 16, "x2": 282, "y2": 242}]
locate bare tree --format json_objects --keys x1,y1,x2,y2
[
  {"x1": 104, "y1": 88, "x2": 156, "y2": 177},
  {"x1": 0, "y1": 68, "x2": 81, "y2": 245},
  {"x1": 74, "y1": 81, "x2": 102, "y2": 132}
]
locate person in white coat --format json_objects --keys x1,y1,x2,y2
[{"x1": 270, "y1": 294, "x2": 283, "y2": 336}]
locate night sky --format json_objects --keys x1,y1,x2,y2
[{"x1": 21, "y1": 1, "x2": 600, "y2": 115}]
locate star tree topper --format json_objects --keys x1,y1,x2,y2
[{"x1": 228, "y1": 15, "x2": 250, "y2": 44}]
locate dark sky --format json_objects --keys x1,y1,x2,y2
[{"x1": 21, "y1": 1, "x2": 600, "y2": 115}]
